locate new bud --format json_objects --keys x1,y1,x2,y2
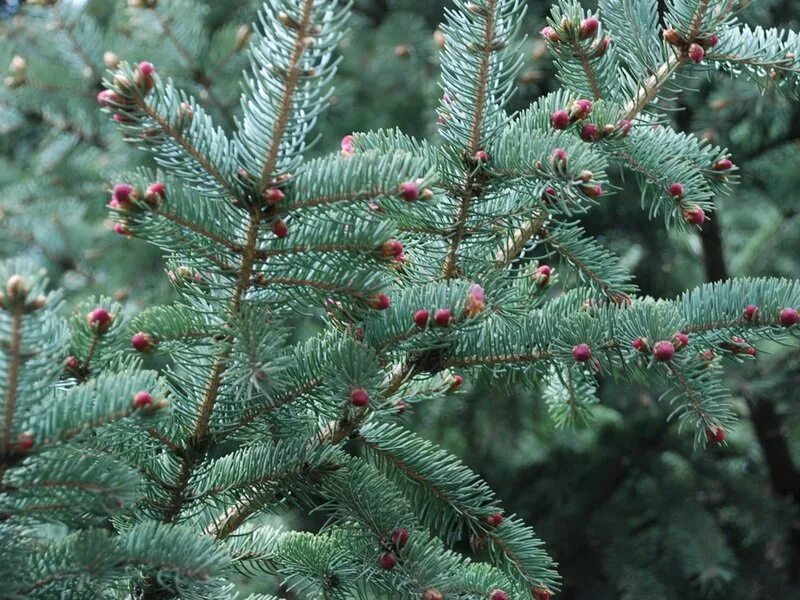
[
  {"x1": 272, "y1": 219, "x2": 288, "y2": 239},
  {"x1": 683, "y1": 206, "x2": 706, "y2": 225},
  {"x1": 413, "y1": 309, "x2": 430, "y2": 328},
  {"x1": 668, "y1": 182, "x2": 685, "y2": 198},
  {"x1": 103, "y1": 51, "x2": 120, "y2": 69},
  {"x1": 87, "y1": 307, "x2": 113, "y2": 333},
  {"x1": 579, "y1": 16, "x2": 599, "y2": 40},
  {"x1": 379, "y1": 552, "x2": 397, "y2": 570},
  {"x1": 581, "y1": 123, "x2": 600, "y2": 141},
  {"x1": 399, "y1": 181, "x2": 420, "y2": 201},
  {"x1": 688, "y1": 43, "x2": 705, "y2": 64},
  {"x1": 551, "y1": 109, "x2": 571, "y2": 130},
  {"x1": 652, "y1": 341, "x2": 675, "y2": 361},
  {"x1": 706, "y1": 425, "x2": 726, "y2": 443},
  {"x1": 662, "y1": 28, "x2": 683, "y2": 47},
  {"x1": 434, "y1": 308, "x2": 453, "y2": 326},
  {"x1": 780, "y1": 307, "x2": 799, "y2": 327},
  {"x1": 133, "y1": 391, "x2": 154, "y2": 408},
  {"x1": 369, "y1": 294, "x2": 391, "y2": 310},
  {"x1": 350, "y1": 388, "x2": 369, "y2": 407},
  {"x1": 132, "y1": 332, "x2": 155, "y2": 352},
  {"x1": 572, "y1": 343, "x2": 592, "y2": 362},
  {"x1": 540, "y1": 26, "x2": 560, "y2": 43},
  {"x1": 341, "y1": 134, "x2": 354, "y2": 156}
]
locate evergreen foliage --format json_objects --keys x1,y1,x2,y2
[{"x1": 1, "y1": 0, "x2": 800, "y2": 598}]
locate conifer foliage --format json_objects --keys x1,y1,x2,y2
[{"x1": 2, "y1": 0, "x2": 800, "y2": 598}]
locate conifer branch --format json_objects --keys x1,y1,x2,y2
[
  {"x1": 151, "y1": 208, "x2": 245, "y2": 254},
  {"x1": 257, "y1": 0, "x2": 315, "y2": 190},
  {"x1": 468, "y1": 0, "x2": 497, "y2": 155},
  {"x1": 138, "y1": 98, "x2": 240, "y2": 201},
  {"x1": 494, "y1": 211, "x2": 548, "y2": 268},
  {"x1": 1, "y1": 307, "x2": 23, "y2": 459}
]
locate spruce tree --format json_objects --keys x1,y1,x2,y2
[{"x1": 1, "y1": 0, "x2": 800, "y2": 598}]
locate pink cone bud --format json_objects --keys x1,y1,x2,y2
[
  {"x1": 434, "y1": 308, "x2": 453, "y2": 326},
  {"x1": 382, "y1": 240, "x2": 404, "y2": 259},
  {"x1": 780, "y1": 307, "x2": 799, "y2": 327},
  {"x1": 379, "y1": 552, "x2": 397, "y2": 570},
  {"x1": 743, "y1": 305, "x2": 759, "y2": 321},
  {"x1": 87, "y1": 307, "x2": 113, "y2": 332},
  {"x1": 369, "y1": 294, "x2": 391, "y2": 310},
  {"x1": 572, "y1": 343, "x2": 592, "y2": 362},
  {"x1": 535, "y1": 264, "x2": 551, "y2": 287},
  {"x1": 264, "y1": 187, "x2": 285, "y2": 205},
  {"x1": 674, "y1": 332, "x2": 689, "y2": 348},
  {"x1": 706, "y1": 425, "x2": 726, "y2": 443},
  {"x1": 540, "y1": 26, "x2": 560, "y2": 43},
  {"x1": 464, "y1": 284, "x2": 486, "y2": 317},
  {"x1": 114, "y1": 223, "x2": 130, "y2": 236},
  {"x1": 683, "y1": 206, "x2": 705, "y2": 225},
  {"x1": 551, "y1": 147, "x2": 568, "y2": 168},
  {"x1": 713, "y1": 158, "x2": 733, "y2": 171},
  {"x1": 580, "y1": 17, "x2": 599, "y2": 40},
  {"x1": 132, "y1": 332, "x2": 155, "y2": 352},
  {"x1": 688, "y1": 43, "x2": 705, "y2": 64},
  {"x1": 486, "y1": 513, "x2": 504, "y2": 527},
  {"x1": 617, "y1": 119, "x2": 633, "y2": 137},
  {"x1": 413, "y1": 309, "x2": 430, "y2": 328},
  {"x1": 448, "y1": 374, "x2": 464, "y2": 392},
  {"x1": 551, "y1": 109, "x2": 571, "y2": 130},
  {"x1": 663, "y1": 28, "x2": 683, "y2": 47},
  {"x1": 572, "y1": 98, "x2": 593, "y2": 120},
  {"x1": 668, "y1": 183, "x2": 685, "y2": 198},
  {"x1": 580, "y1": 183, "x2": 603, "y2": 198},
  {"x1": 145, "y1": 181, "x2": 166, "y2": 206},
  {"x1": 632, "y1": 337, "x2": 647, "y2": 352},
  {"x1": 399, "y1": 181, "x2": 420, "y2": 201},
  {"x1": 272, "y1": 219, "x2": 288, "y2": 238},
  {"x1": 391, "y1": 527, "x2": 409, "y2": 548},
  {"x1": 350, "y1": 388, "x2": 369, "y2": 407},
  {"x1": 473, "y1": 150, "x2": 489, "y2": 162},
  {"x1": 17, "y1": 432, "x2": 34, "y2": 452},
  {"x1": 133, "y1": 391, "x2": 154, "y2": 408},
  {"x1": 490, "y1": 591, "x2": 509, "y2": 600},
  {"x1": 341, "y1": 134, "x2": 354, "y2": 156},
  {"x1": 653, "y1": 340, "x2": 675, "y2": 361},
  {"x1": 533, "y1": 587, "x2": 553, "y2": 600},
  {"x1": 581, "y1": 123, "x2": 600, "y2": 141}
]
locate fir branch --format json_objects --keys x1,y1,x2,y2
[
  {"x1": 257, "y1": 0, "x2": 315, "y2": 190},
  {"x1": 1, "y1": 306, "x2": 23, "y2": 460},
  {"x1": 494, "y1": 211, "x2": 548, "y2": 268}
]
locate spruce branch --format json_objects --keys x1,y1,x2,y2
[{"x1": 0, "y1": 305, "x2": 23, "y2": 460}]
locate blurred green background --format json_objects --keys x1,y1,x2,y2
[{"x1": 2, "y1": 0, "x2": 799, "y2": 597}]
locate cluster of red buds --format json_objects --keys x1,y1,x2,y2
[
  {"x1": 631, "y1": 333, "x2": 691, "y2": 361},
  {"x1": 398, "y1": 179, "x2": 433, "y2": 202},
  {"x1": 541, "y1": 15, "x2": 611, "y2": 59},
  {"x1": 97, "y1": 61, "x2": 157, "y2": 122},
  {"x1": 663, "y1": 27, "x2": 719, "y2": 64}
]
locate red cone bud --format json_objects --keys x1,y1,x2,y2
[
  {"x1": 780, "y1": 307, "x2": 799, "y2": 327},
  {"x1": 17, "y1": 432, "x2": 34, "y2": 452},
  {"x1": 391, "y1": 527, "x2": 409, "y2": 548},
  {"x1": 272, "y1": 219, "x2": 288, "y2": 238},
  {"x1": 707, "y1": 34, "x2": 719, "y2": 48},
  {"x1": 572, "y1": 343, "x2": 592, "y2": 362},
  {"x1": 382, "y1": 240, "x2": 404, "y2": 259},
  {"x1": 581, "y1": 123, "x2": 600, "y2": 141},
  {"x1": 674, "y1": 332, "x2": 689, "y2": 348},
  {"x1": 706, "y1": 425, "x2": 726, "y2": 443},
  {"x1": 135, "y1": 61, "x2": 155, "y2": 90},
  {"x1": 413, "y1": 309, "x2": 430, "y2": 328},
  {"x1": 133, "y1": 391, "x2": 154, "y2": 408},
  {"x1": 350, "y1": 388, "x2": 369, "y2": 407},
  {"x1": 395, "y1": 400, "x2": 408, "y2": 414},
  {"x1": 663, "y1": 28, "x2": 683, "y2": 47},
  {"x1": 743, "y1": 305, "x2": 759, "y2": 321},
  {"x1": 486, "y1": 513, "x2": 504, "y2": 527},
  {"x1": 434, "y1": 308, "x2": 453, "y2": 326},
  {"x1": 87, "y1": 307, "x2": 113, "y2": 333},
  {"x1": 617, "y1": 119, "x2": 633, "y2": 137},
  {"x1": 490, "y1": 591, "x2": 509, "y2": 600},
  {"x1": 369, "y1": 294, "x2": 391, "y2": 310},
  {"x1": 668, "y1": 183, "x2": 684, "y2": 198},
  {"x1": 65, "y1": 356, "x2": 80, "y2": 371},
  {"x1": 464, "y1": 284, "x2": 486, "y2": 317},
  {"x1": 473, "y1": 150, "x2": 489, "y2": 162},
  {"x1": 683, "y1": 206, "x2": 705, "y2": 225},
  {"x1": 713, "y1": 158, "x2": 733, "y2": 171},
  {"x1": 423, "y1": 589, "x2": 444, "y2": 600},
  {"x1": 653, "y1": 340, "x2": 675, "y2": 361},
  {"x1": 145, "y1": 181, "x2": 166, "y2": 206},
  {"x1": 540, "y1": 26, "x2": 560, "y2": 43},
  {"x1": 580, "y1": 17, "x2": 599, "y2": 39},
  {"x1": 632, "y1": 337, "x2": 647, "y2": 352},
  {"x1": 580, "y1": 183, "x2": 603, "y2": 198},
  {"x1": 535, "y1": 264, "x2": 551, "y2": 287},
  {"x1": 399, "y1": 181, "x2": 420, "y2": 201},
  {"x1": 551, "y1": 109, "x2": 571, "y2": 130},
  {"x1": 379, "y1": 552, "x2": 397, "y2": 570},
  {"x1": 551, "y1": 147, "x2": 568, "y2": 168},
  {"x1": 688, "y1": 43, "x2": 705, "y2": 63},
  {"x1": 264, "y1": 188, "x2": 285, "y2": 205},
  {"x1": 448, "y1": 374, "x2": 464, "y2": 392},
  {"x1": 341, "y1": 134, "x2": 354, "y2": 156},
  {"x1": 132, "y1": 332, "x2": 155, "y2": 352},
  {"x1": 572, "y1": 98, "x2": 592, "y2": 120},
  {"x1": 533, "y1": 587, "x2": 553, "y2": 600}
]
